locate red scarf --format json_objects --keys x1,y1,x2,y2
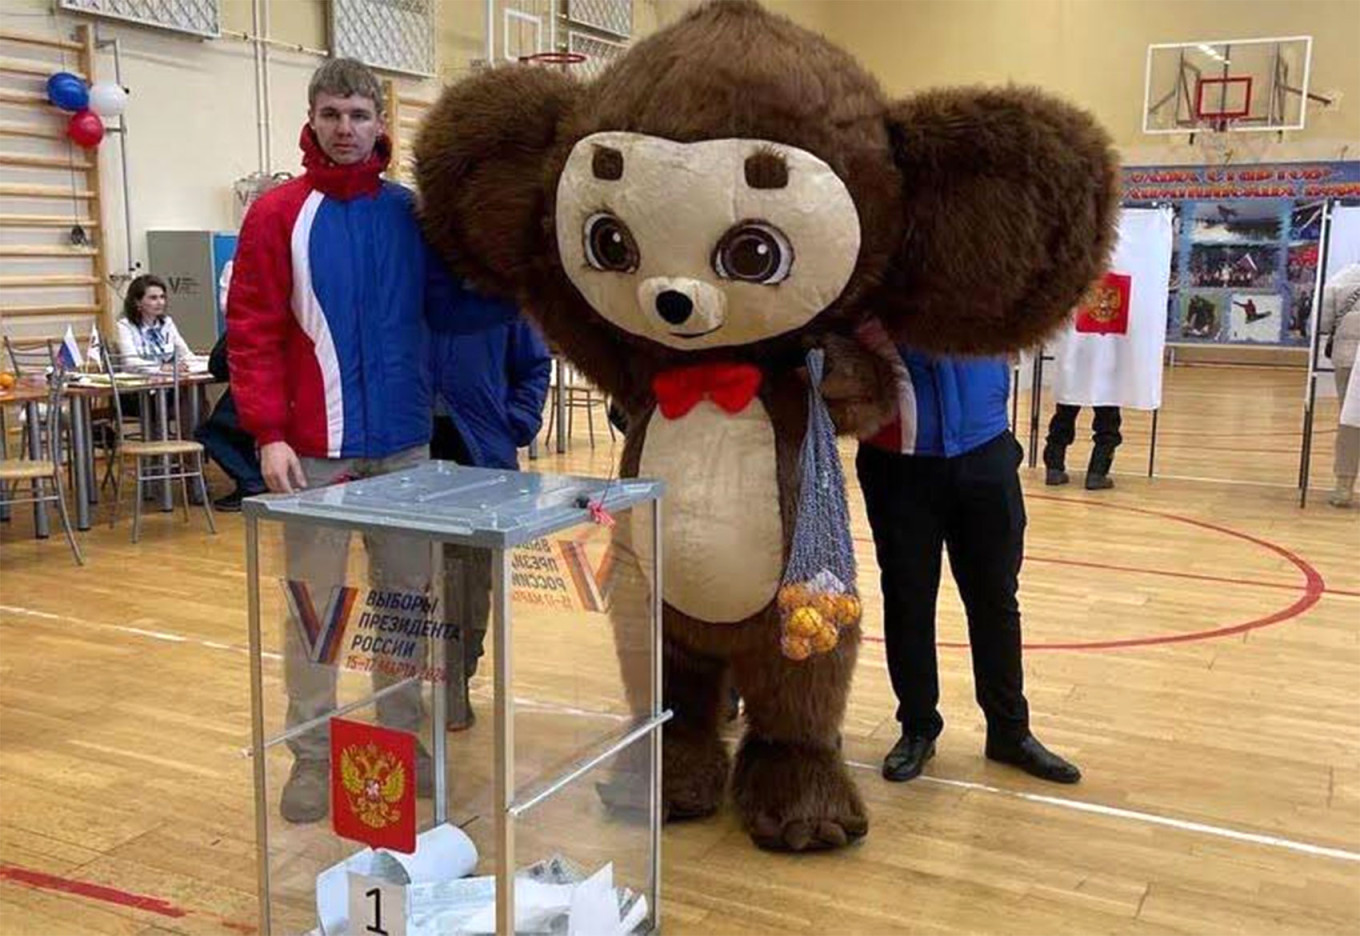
[
  {"x1": 652, "y1": 362, "x2": 762, "y2": 419},
  {"x1": 299, "y1": 124, "x2": 391, "y2": 201}
]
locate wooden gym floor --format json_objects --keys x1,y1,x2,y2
[{"x1": 0, "y1": 363, "x2": 1357, "y2": 935}]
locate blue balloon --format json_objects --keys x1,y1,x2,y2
[{"x1": 46, "y1": 72, "x2": 88, "y2": 112}]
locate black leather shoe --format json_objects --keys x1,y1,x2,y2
[
  {"x1": 1045, "y1": 468, "x2": 1069, "y2": 486},
  {"x1": 1085, "y1": 473, "x2": 1114, "y2": 490},
  {"x1": 213, "y1": 487, "x2": 265, "y2": 512},
  {"x1": 882, "y1": 733, "x2": 935, "y2": 782},
  {"x1": 213, "y1": 490, "x2": 244, "y2": 512},
  {"x1": 986, "y1": 734, "x2": 1081, "y2": 784}
]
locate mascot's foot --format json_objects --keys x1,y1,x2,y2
[
  {"x1": 664, "y1": 730, "x2": 730, "y2": 820},
  {"x1": 595, "y1": 729, "x2": 729, "y2": 821},
  {"x1": 732, "y1": 737, "x2": 867, "y2": 852}
]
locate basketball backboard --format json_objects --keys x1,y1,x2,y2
[{"x1": 1143, "y1": 36, "x2": 1313, "y2": 135}]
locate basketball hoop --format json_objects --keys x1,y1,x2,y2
[{"x1": 519, "y1": 51, "x2": 587, "y2": 74}]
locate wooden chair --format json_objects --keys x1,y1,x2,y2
[
  {"x1": 0, "y1": 369, "x2": 84, "y2": 566},
  {"x1": 103, "y1": 348, "x2": 216, "y2": 543}
]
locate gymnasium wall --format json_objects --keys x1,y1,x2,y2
[
  {"x1": 808, "y1": 0, "x2": 1359, "y2": 162},
  {"x1": 0, "y1": 0, "x2": 496, "y2": 336},
  {"x1": 3, "y1": 0, "x2": 1356, "y2": 341}
]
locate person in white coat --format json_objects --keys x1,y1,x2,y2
[
  {"x1": 115, "y1": 274, "x2": 195, "y2": 370},
  {"x1": 1320, "y1": 263, "x2": 1360, "y2": 507}
]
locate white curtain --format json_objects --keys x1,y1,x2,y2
[{"x1": 1051, "y1": 207, "x2": 1175, "y2": 410}]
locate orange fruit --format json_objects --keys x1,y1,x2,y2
[
  {"x1": 781, "y1": 633, "x2": 812, "y2": 661},
  {"x1": 777, "y1": 582, "x2": 811, "y2": 613},
  {"x1": 810, "y1": 626, "x2": 839, "y2": 653},
  {"x1": 811, "y1": 592, "x2": 839, "y2": 624},
  {"x1": 0, "y1": 372, "x2": 14, "y2": 390},
  {"x1": 835, "y1": 594, "x2": 862, "y2": 628},
  {"x1": 786, "y1": 606, "x2": 824, "y2": 638}
]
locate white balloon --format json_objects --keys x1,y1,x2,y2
[{"x1": 88, "y1": 81, "x2": 127, "y2": 117}]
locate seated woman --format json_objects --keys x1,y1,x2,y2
[
  {"x1": 115, "y1": 274, "x2": 195, "y2": 371},
  {"x1": 112, "y1": 275, "x2": 201, "y2": 499}
]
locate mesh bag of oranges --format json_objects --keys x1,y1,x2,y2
[{"x1": 776, "y1": 348, "x2": 862, "y2": 661}]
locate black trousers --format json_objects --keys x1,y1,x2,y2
[
  {"x1": 1043, "y1": 404, "x2": 1122, "y2": 474},
  {"x1": 194, "y1": 390, "x2": 265, "y2": 494},
  {"x1": 856, "y1": 432, "x2": 1029, "y2": 743}
]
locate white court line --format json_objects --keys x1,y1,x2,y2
[
  {"x1": 5, "y1": 603, "x2": 1356, "y2": 864},
  {"x1": 0, "y1": 603, "x2": 284, "y2": 659},
  {"x1": 845, "y1": 759, "x2": 1360, "y2": 864},
  {"x1": 1, "y1": 604, "x2": 623, "y2": 726}
]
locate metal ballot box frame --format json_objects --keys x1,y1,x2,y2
[{"x1": 243, "y1": 462, "x2": 666, "y2": 935}]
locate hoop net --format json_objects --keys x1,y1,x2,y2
[
  {"x1": 1193, "y1": 122, "x2": 1274, "y2": 166},
  {"x1": 518, "y1": 51, "x2": 587, "y2": 74}
]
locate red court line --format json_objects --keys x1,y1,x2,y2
[
  {"x1": 853, "y1": 540, "x2": 1305, "y2": 594},
  {"x1": 1109, "y1": 426, "x2": 1336, "y2": 439},
  {"x1": 0, "y1": 864, "x2": 256, "y2": 933},
  {"x1": 856, "y1": 495, "x2": 1327, "y2": 651},
  {"x1": 1023, "y1": 554, "x2": 1304, "y2": 592},
  {"x1": 1114, "y1": 444, "x2": 1310, "y2": 454},
  {"x1": 0, "y1": 864, "x2": 187, "y2": 918}
]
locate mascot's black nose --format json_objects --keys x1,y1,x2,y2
[{"x1": 655, "y1": 290, "x2": 693, "y2": 325}]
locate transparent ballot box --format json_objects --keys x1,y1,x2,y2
[{"x1": 243, "y1": 462, "x2": 665, "y2": 935}]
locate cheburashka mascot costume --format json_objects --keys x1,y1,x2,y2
[{"x1": 415, "y1": 0, "x2": 1118, "y2": 851}]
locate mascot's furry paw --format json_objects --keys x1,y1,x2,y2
[
  {"x1": 732, "y1": 736, "x2": 867, "y2": 851},
  {"x1": 664, "y1": 729, "x2": 730, "y2": 820},
  {"x1": 813, "y1": 334, "x2": 898, "y2": 439},
  {"x1": 594, "y1": 727, "x2": 729, "y2": 821}
]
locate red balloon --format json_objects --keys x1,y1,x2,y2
[{"x1": 67, "y1": 110, "x2": 104, "y2": 148}]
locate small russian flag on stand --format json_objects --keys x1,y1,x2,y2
[{"x1": 56, "y1": 325, "x2": 83, "y2": 371}]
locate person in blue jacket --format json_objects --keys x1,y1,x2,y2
[
  {"x1": 854, "y1": 328, "x2": 1081, "y2": 786},
  {"x1": 429, "y1": 260, "x2": 550, "y2": 727}
]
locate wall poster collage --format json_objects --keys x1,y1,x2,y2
[{"x1": 1121, "y1": 161, "x2": 1360, "y2": 347}]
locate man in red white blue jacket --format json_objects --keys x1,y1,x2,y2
[{"x1": 228, "y1": 58, "x2": 512, "y2": 824}]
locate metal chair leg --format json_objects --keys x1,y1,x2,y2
[
  {"x1": 132, "y1": 460, "x2": 144, "y2": 544},
  {"x1": 179, "y1": 456, "x2": 192, "y2": 523},
  {"x1": 108, "y1": 454, "x2": 124, "y2": 530},
  {"x1": 197, "y1": 454, "x2": 216, "y2": 534},
  {"x1": 50, "y1": 466, "x2": 84, "y2": 566}
]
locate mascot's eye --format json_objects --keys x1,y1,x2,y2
[
  {"x1": 583, "y1": 213, "x2": 639, "y2": 273},
  {"x1": 713, "y1": 222, "x2": 793, "y2": 285}
]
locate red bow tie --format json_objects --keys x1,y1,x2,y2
[{"x1": 652, "y1": 362, "x2": 762, "y2": 420}]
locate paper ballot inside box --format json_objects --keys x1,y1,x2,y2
[{"x1": 317, "y1": 823, "x2": 478, "y2": 935}]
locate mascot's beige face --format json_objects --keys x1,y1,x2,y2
[{"x1": 556, "y1": 131, "x2": 862, "y2": 351}]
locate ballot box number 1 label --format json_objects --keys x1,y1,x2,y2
[{"x1": 348, "y1": 872, "x2": 407, "y2": 936}]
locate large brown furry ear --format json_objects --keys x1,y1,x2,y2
[
  {"x1": 876, "y1": 87, "x2": 1120, "y2": 355},
  {"x1": 413, "y1": 66, "x2": 578, "y2": 298}
]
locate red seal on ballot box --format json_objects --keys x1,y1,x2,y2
[{"x1": 330, "y1": 717, "x2": 417, "y2": 854}]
